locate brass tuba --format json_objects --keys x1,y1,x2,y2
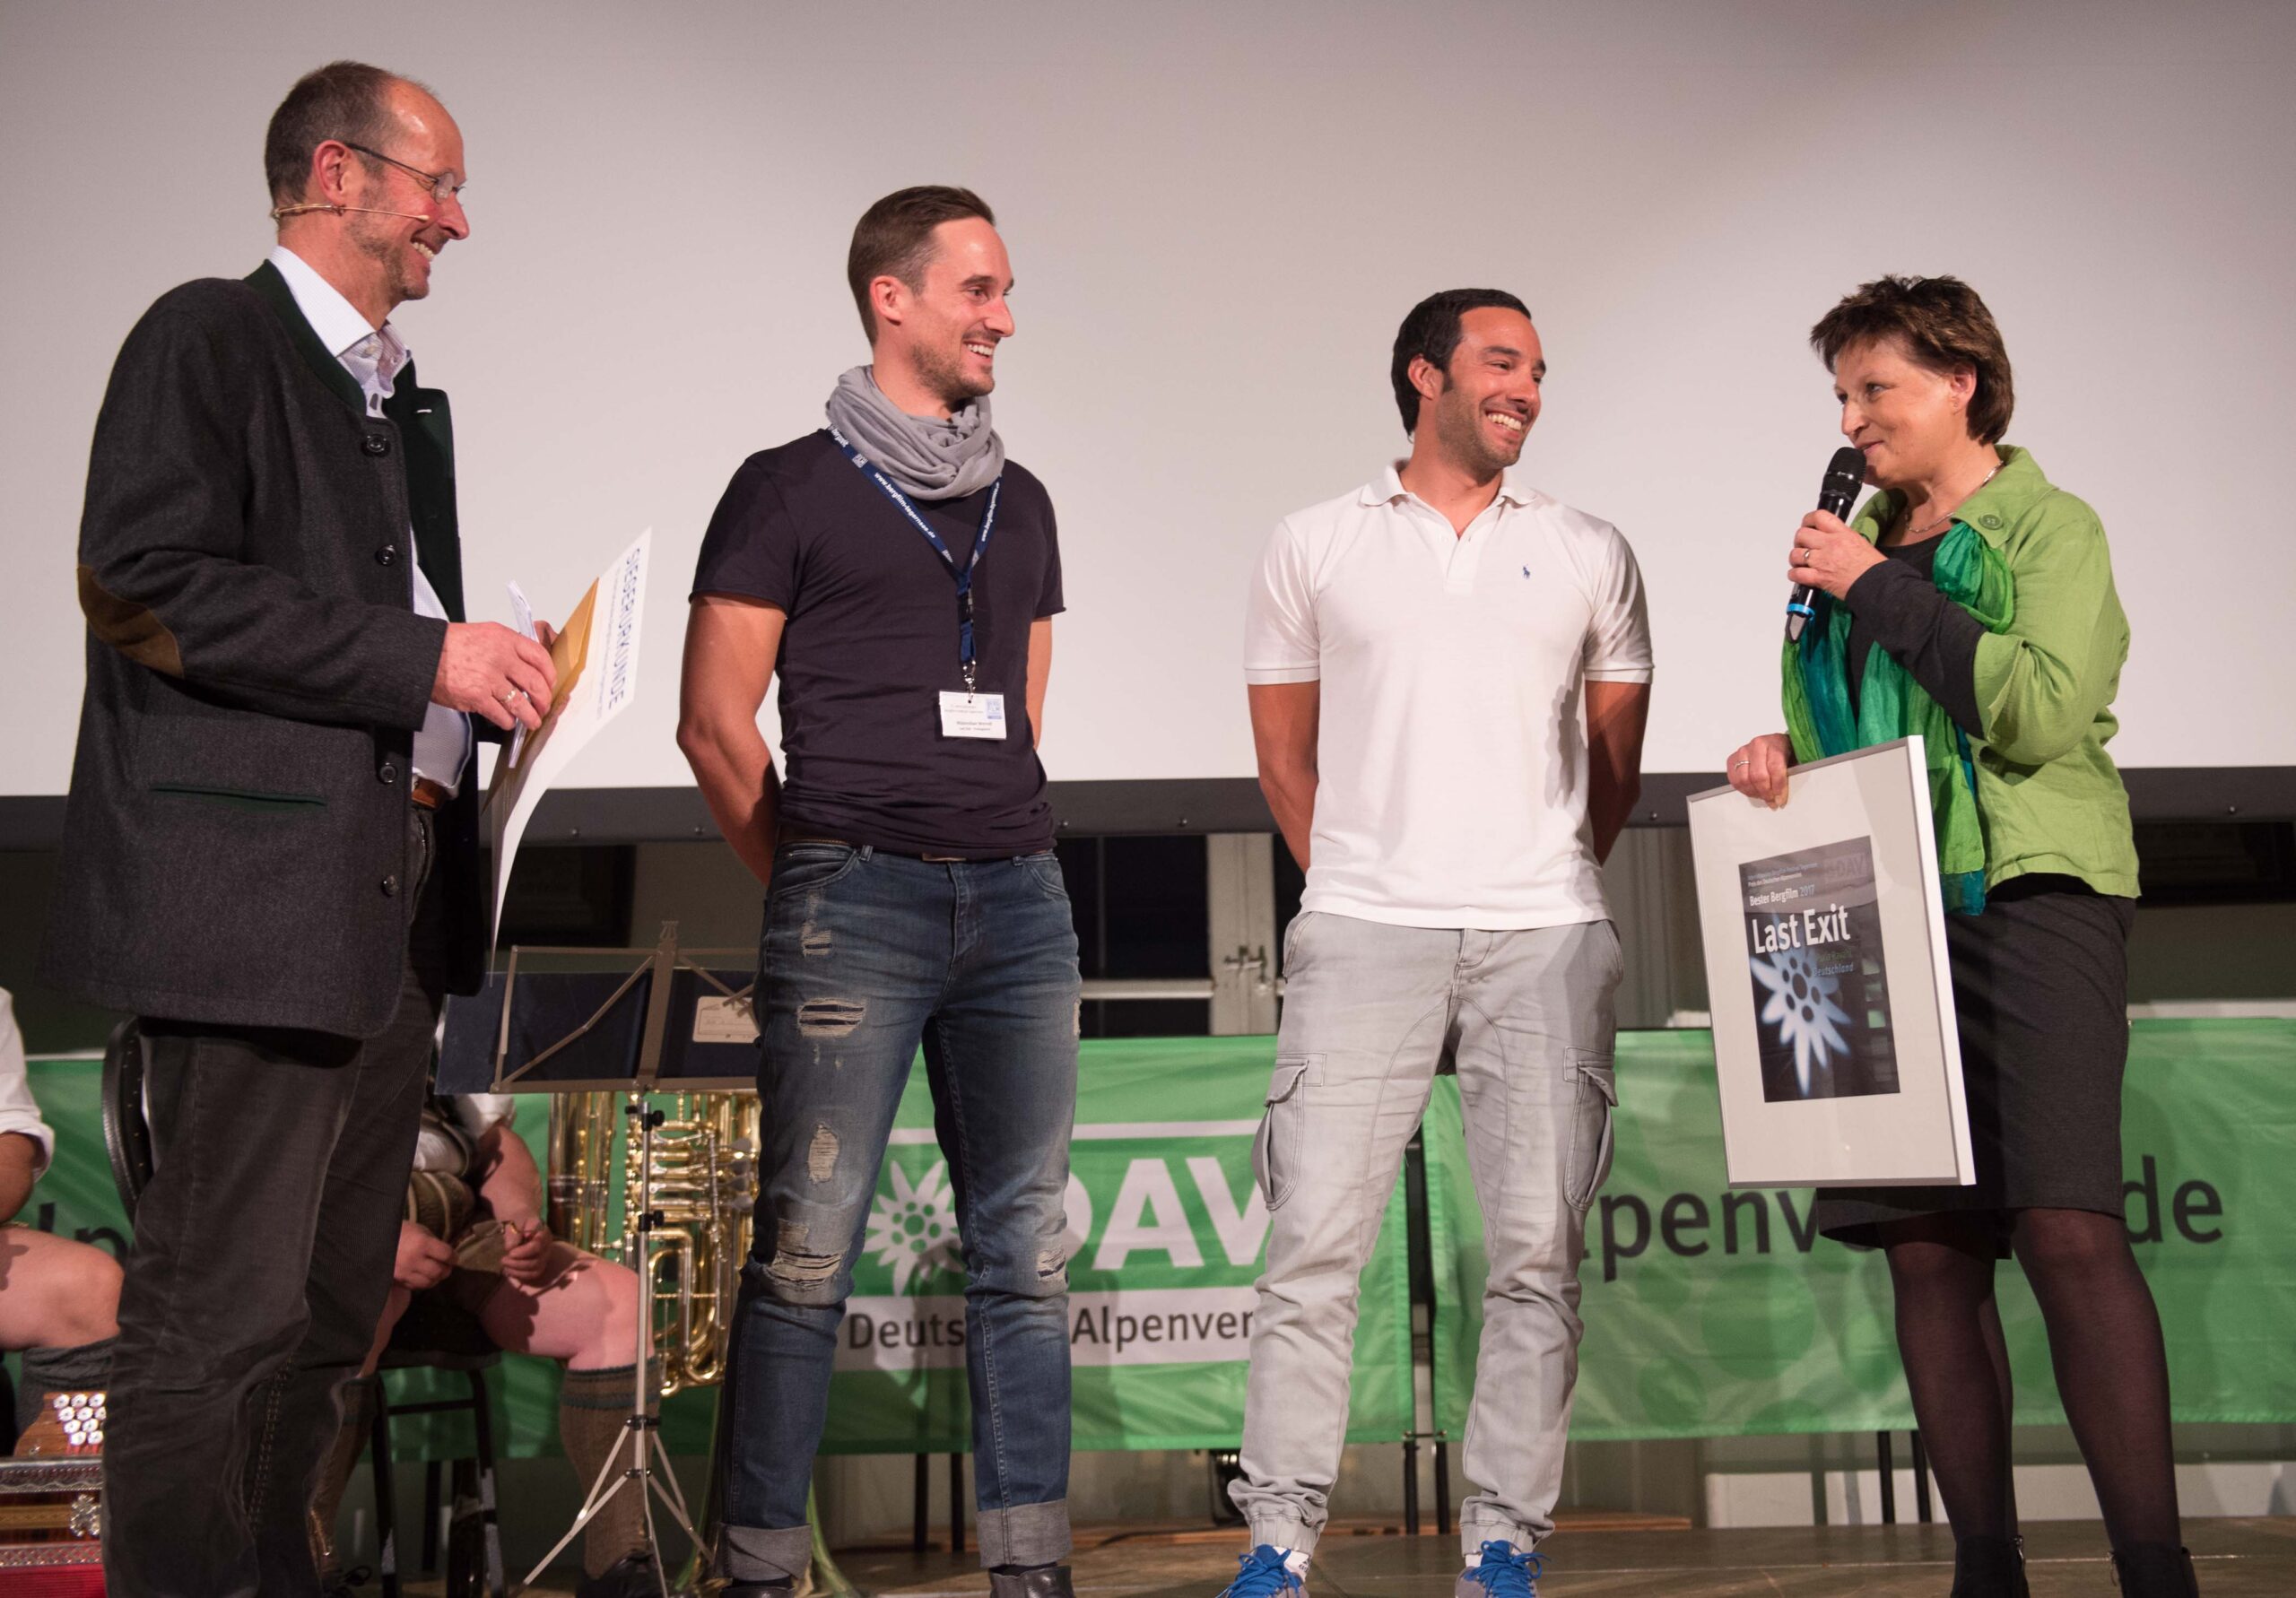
[{"x1": 547, "y1": 1090, "x2": 761, "y2": 1396}]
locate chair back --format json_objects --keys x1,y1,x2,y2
[{"x1": 99, "y1": 1019, "x2": 156, "y2": 1220}]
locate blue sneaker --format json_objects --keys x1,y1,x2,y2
[
  {"x1": 1217, "y1": 1545, "x2": 1308, "y2": 1598},
  {"x1": 1455, "y1": 1541, "x2": 1543, "y2": 1598}
]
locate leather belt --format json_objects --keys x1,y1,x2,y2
[
  {"x1": 411, "y1": 777, "x2": 452, "y2": 812},
  {"x1": 779, "y1": 828, "x2": 966, "y2": 864}
]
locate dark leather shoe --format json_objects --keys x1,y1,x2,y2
[
  {"x1": 577, "y1": 1550, "x2": 678, "y2": 1598},
  {"x1": 1948, "y1": 1534, "x2": 2029, "y2": 1597},
  {"x1": 989, "y1": 1566, "x2": 1076, "y2": 1598},
  {"x1": 2112, "y1": 1543, "x2": 2200, "y2": 1597}
]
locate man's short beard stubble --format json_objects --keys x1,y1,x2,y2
[
  {"x1": 351, "y1": 213, "x2": 430, "y2": 306},
  {"x1": 1431, "y1": 379, "x2": 1525, "y2": 478},
  {"x1": 913, "y1": 334, "x2": 993, "y2": 411}
]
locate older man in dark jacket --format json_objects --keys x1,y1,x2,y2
[{"x1": 40, "y1": 61, "x2": 554, "y2": 1597}]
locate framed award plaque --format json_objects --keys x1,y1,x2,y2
[{"x1": 1686, "y1": 736, "x2": 1975, "y2": 1188}]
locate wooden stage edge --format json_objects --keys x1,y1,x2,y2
[{"x1": 833, "y1": 1515, "x2": 2296, "y2": 1597}]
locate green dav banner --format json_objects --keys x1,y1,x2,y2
[
  {"x1": 27, "y1": 1019, "x2": 2292, "y2": 1459},
  {"x1": 20, "y1": 1037, "x2": 1416, "y2": 1461},
  {"x1": 1424, "y1": 1019, "x2": 2296, "y2": 1438},
  {"x1": 821, "y1": 1037, "x2": 1415, "y2": 1454}
]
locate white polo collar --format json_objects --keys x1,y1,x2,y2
[{"x1": 1361, "y1": 461, "x2": 1543, "y2": 510}]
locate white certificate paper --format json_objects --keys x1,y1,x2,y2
[
  {"x1": 483, "y1": 528, "x2": 650, "y2": 944},
  {"x1": 1686, "y1": 737, "x2": 1975, "y2": 1188}
]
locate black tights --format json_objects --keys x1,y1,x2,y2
[{"x1": 1881, "y1": 1206, "x2": 2180, "y2": 1550}]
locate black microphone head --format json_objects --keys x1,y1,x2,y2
[{"x1": 1818, "y1": 445, "x2": 1866, "y2": 516}]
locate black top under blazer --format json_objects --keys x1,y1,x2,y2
[{"x1": 41, "y1": 261, "x2": 490, "y2": 1036}]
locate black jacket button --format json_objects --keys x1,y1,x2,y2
[
  {"x1": 376, "y1": 544, "x2": 398, "y2": 566},
  {"x1": 364, "y1": 435, "x2": 391, "y2": 456},
  {"x1": 381, "y1": 874, "x2": 400, "y2": 897},
  {"x1": 378, "y1": 761, "x2": 400, "y2": 786}
]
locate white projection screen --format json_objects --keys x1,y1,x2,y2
[{"x1": 5, "y1": 1, "x2": 2292, "y2": 818}]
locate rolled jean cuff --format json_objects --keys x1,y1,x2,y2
[
  {"x1": 1244, "y1": 1512, "x2": 1319, "y2": 1557},
  {"x1": 718, "y1": 1523, "x2": 814, "y2": 1583},
  {"x1": 977, "y1": 1498, "x2": 1072, "y2": 1568},
  {"x1": 1458, "y1": 1509, "x2": 1544, "y2": 1557}
]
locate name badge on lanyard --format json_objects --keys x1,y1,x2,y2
[{"x1": 830, "y1": 427, "x2": 1007, "y2": 741}]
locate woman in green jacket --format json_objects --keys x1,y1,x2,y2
[{"x1": 1725, "y1": 276, "x2": 2192, "y2": 1598}]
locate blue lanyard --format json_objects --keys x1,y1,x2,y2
[{"x1": 830, "y1": 426, "x2": 1002, "y2": 690}]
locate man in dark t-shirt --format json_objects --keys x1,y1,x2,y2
[{"x1": 679, "y1": 187, "x2": 1082, "y2": 1598}]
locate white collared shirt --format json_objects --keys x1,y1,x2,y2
[
  {"x1": 0, "y1": 990, "x2": 55, "y2": 1177},
  {"x1": 1244, "y1": 464, "x2": 1653, "y2": 930},
  {"x1": 268, "y1": 245, "x2": 472, "y2": 795}
]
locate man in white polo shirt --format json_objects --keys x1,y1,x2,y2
[{"x1": 1222, "y1": 289, "x2": 1651, "y2": 1598}]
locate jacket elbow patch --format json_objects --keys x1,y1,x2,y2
[{"x1": 78, "y1": 566, "x2": 185, "y2": 677}]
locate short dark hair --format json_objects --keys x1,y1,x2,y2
[
  {"x1": 264, "y1": 61, "x2": 427, "y2": 206},
  {"x1": 847, "y1": 186, "x2": 997, "y2": 340},
  {"x1": 1810, "y1": 275, "x2": 2014, "y2": 444},
  {"x1": 1390, "y1": 289, "x2": 1533, "y2": 434}
]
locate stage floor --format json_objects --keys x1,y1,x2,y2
[{"x1": 830, "y1": 1516, "x2": 2296, "y2": 1597}]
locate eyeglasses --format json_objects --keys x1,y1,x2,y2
[{"x1": 343, "y1": 142, "x2": 465, "y2": 204}]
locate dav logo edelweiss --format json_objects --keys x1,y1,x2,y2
[
  {"x1": 864, "y1": 1161, "x2": 961, "y2": 1293},
  {"x1": 839, "y1": 1121, "x2": 1273, "y2": 1372}
]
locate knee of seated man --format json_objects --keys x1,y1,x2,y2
[
  {"x1": 21, "y1": 1237, "x2": 123, "y2": 1347},
  {"x1": 60, "y1": 1240, "x2": 123, "y2": 1332},
  {"x1": 589, "y1": 1255, "x2": 643, "y2": 1324}
]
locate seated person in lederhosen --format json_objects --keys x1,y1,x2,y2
[
  {"x1": 0, "y1": 988, "x2": 121, "y2": 1453},
  {"x1": 309, "y1": 1092, "x2": 657, "y2": 1598}
]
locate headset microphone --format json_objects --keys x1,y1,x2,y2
[
  {"x1": 1784, "y1": 446, "x2": 1871, "y2": 642},
  {"x1": 269, "y1": 201, "x2": 434, "y2": 224}
]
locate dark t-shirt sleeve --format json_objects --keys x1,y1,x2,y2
[
  {"x1": 691, "y1": 456, "x2": 799, "y2": 609},
  {"x1": 1843, "y1": 555, "x2": 1986, "y2": 736},
  {"x1": 1033, "y1": 483, "x2": 1065, "y2": 620}
]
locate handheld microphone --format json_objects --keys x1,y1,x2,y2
[{"x1": 1784, "y1": 446, "x2": 1870, "y2": 642}]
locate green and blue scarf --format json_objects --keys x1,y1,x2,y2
[{"x1": 1780, "y1": 521, "x2": 2014, "y2": 914}]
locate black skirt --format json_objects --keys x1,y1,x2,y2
[{"x1": 1814, "y1": 875, "x2": 2137, "y2": 1249}]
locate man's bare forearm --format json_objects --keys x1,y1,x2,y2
[
  {"x1": 474, "y1": 1125, "x2": 545, "y2": 1229},
  {"x1": 1585, "y1": 682, "x2": 1651, "y2": 866},
  {"x1": 1260, "y1": 768, "x2": 1318, "y2": 873},
  {"x1": 0, "y1": 1134, "x2": 37, "y2": 1227},
  {"x1": 682, "y1": 720, "x2": 782, "y2": 887},
  {"x1": 1588, "y1": 768, "x2": 1640, "y2": 864}
]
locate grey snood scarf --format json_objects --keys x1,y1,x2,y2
[{"x1": 824, "y1": 365, "x2": 1004, "y2": 501}]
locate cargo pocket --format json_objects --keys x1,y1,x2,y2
[
  {"x1": 1251, "y1": 1056, "x2": 1316, "y2": 1210},
  {"x1": 1563, "y1": 1049, "x2": 1618, "y2": 1210}
]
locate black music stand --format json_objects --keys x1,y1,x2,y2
[{"x1": 438, "y1": 923, "x2": 756, "y2": 1596}]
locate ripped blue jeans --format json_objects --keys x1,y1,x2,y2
[{"x1": 716, "y1": 843, "x2": 1082, "y2": 1583}]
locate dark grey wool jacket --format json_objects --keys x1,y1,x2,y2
[{"x1": 41, "y1": 261, "x2": 491, "y2": 1036}]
